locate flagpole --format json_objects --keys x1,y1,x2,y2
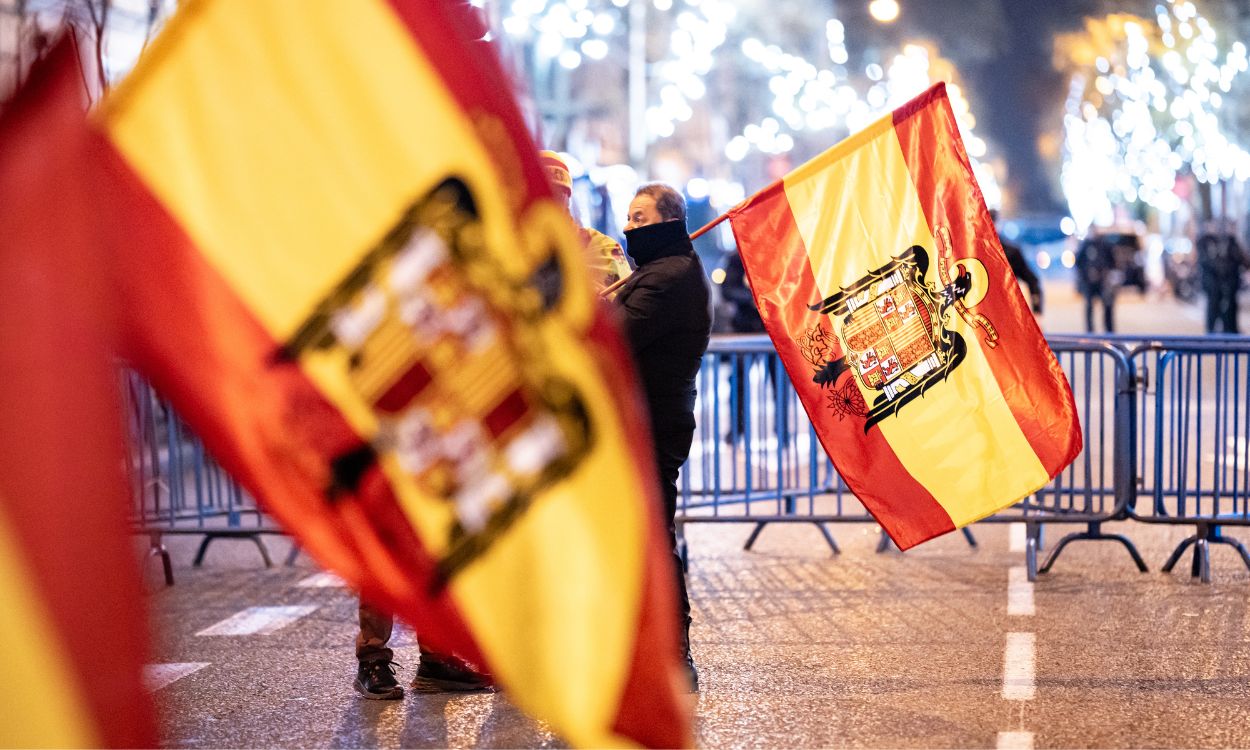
[{"x1": 596, "y1": 178, "x2": 782, "y2": 297}]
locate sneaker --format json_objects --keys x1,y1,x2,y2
[
  {"x1": 411, "y1": 652, "x2": 494, "y2": 694},
  {"x1": 354, "y1": 660, "x2": 404, "y2": 700}
]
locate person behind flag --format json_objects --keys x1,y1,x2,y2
[
  {"x1": 614, "y1": 182, "x2": 712, "y2": 691},
  {"x1": 539, "y1": 149, "x2": 632, "y2": 295},
  {"x1": 989, "y1": 209, "x2": 1043, "y2": 315},
  {"x1": 353, "y1": 601, "x2": 493, "y2": 698}
]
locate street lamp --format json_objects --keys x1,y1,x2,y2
[{"x1": 868, "y1": 0, "x2": 900, "y2": 23}]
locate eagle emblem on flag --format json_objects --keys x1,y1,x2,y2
[
  {"x1": 803, "y1": 243, "x2": 994, "y2": 431},
  {"x1": 280, "y1": 178, "x2": 593, "y2": 585}
]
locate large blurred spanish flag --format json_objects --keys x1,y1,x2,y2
[
  {"x1": 0, "y1": 42, "x2": 155, "y2": 747},
  {"x1": 84, "y1": 0, "x2": 688, "y2": 746},
  {"x1": 728, "y1": 83, "x2": 1081, "y2": 549}
]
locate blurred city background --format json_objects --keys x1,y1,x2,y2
[{"x1": 6, "y1": 0, "x2": 1250, "y2": 329}]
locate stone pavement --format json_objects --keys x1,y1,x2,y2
[
  {"x1": 141, "y1": 281, "x2": 1250, "y2": 748},
  {"x1": 143, "y1": 518, "x2": 1250, "y2": 749}
]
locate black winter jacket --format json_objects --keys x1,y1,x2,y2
[{"x1": 614, "y1": 220, "x2": 713, "y2": 431}]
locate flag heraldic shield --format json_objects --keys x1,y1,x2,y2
[
  {"x1": 93, "y1": 1, "x2": 691, "y2": 746},
  {"x1": 0, "y1": 42, "x2": 156, "y2": 748},
  {"x1": 727, "y1": 83, "x2": 1081, "y2": 550}
]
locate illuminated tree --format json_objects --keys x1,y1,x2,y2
[{"x1": 1053, "y1": 1, "x2": 1250, "y2": 233}]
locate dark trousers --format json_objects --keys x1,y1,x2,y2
[
  {"x1": 1206, "y1": 284, "x2": 1239, "y2": 333},
  {"x1": 357, "y1": 601, "x2": 394, "y2": 664},
  {"x1": 1084, "y1": 285, "x2": 1116, "y2": 333},
  {"x1": 652, "y1": 416, "x2": 696, "y2": 658}
]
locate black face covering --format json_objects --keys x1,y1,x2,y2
[{"x1": 624, "y1": 219, "x2": 692, "y2": 266}]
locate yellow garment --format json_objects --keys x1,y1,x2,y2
[{"x1": 581, "y1": 227, "x2": 632, "y2": 294}]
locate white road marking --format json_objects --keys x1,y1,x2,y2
[
  {"x1": 1009, "y1": 522, "x2": 1027, "y2": 552},
  {"x1": 997, "y1": 731, "x2": 1035, "y2": 750},
  {"x1": 1008, "y1": 566, "x2": 1035, "y2": 616},
  {"x1": 195, "y1": 605, "x2": 318, "y2": 636},
  {"x1": 143, "y1": 662, "x2": 209, "y2": 692},
  {"x1": 296, "y1": 571, "x2": 346, "y2": 588},
  {"x1": 1003, "y1": 632, "x2": 1037, "y2": 700}
]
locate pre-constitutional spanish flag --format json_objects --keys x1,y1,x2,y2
[
  {"x1": 727, "y1": 83, "x2": 1081, "y2": 549},
  {"x1": 85, "y1": 1, "x2": 690, "y2": 746},
  {"x1": 0, "y1": 41, "x2": 156, "y2": 747}
]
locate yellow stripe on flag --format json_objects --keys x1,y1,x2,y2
[
  {"x1": 783, "y1": 117, "x2": 1048, "y2": 524},
  {"x1": 0, "y1": 503, "x2": 96, "y2": 748},
  {"x1": 99, "y1": 1, "x2": 644, "y2": 743}
]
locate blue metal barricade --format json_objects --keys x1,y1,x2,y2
[
  {"x1": 124, "y1": 372, "x2": 280, "y2": 583},
  {"x1": 1126, "y1": 339, "x2": 1250, "y2": 581},
  {"x1": 125, "y1": 333, "x2": 1250, "y2": 584},
  {"x1": 678, "y1": 335, "x2": 1143, "y2": 580}
]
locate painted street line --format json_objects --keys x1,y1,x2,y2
[
  {"x1": 296, "y1": 571, "x2": 347, "y2": 588},
  {"x1": 1008, "y1": 566, "x2": 1035, "y2": 616},
  {"x1": 1009, "y1": 522, "x2": 1027, "y2": 553},
  {"x1": 143, "y1": 662, "x2": 209, "y2": 692},
  {"x1": 997, "y1": 731, "x2": 1035, "y2": 750},
  {"x1": 195, "y1": 605, "x2": 319, "y2": 636},
  {"x1": 1002, "y1": 632, "x2": 1037, "y2": 700}
]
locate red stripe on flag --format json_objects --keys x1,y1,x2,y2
[
  {"x1": 88, "y1": 126, "x2": 490, "y2": 668},
  {"x1": 585, "y1": 309, "x2": 693, "y2": 749},
  {"x1": 729, "y1": 184, "x2": 955, "y2": 549},
  {"x1": 0, "y1": 42, "x2": 156, "y2": 747},
  {"x1": 892, "y1": 85, "x2": 1081, "y2": 474}
]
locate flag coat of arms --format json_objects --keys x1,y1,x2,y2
[
  {"x1": 49, "y1": 0, "x2": 692, "y2": 746},
  {"x1": 728, "y1": 83, "x2": 1081, "y2": 549}
]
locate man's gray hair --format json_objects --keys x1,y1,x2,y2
[{"x1": 635, "y1": 182, "x2": 686, "y2": 223}]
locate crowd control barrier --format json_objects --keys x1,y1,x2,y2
[
  {"x1": 125, "y1": 335, "x2": 1250, "y2": 584},
  {"x1": 1123, "y1": 338, "x2": 1250, "y2": 582},
  {"x1": 678, "y1": 335, "x2": 1142, "y2": 581},
  {"x1": 124, "y1": 372, "x2": 281, "y2": 584}
]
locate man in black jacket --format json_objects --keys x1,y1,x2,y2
[{"x1": 614, "y1": 182, "x2": 712, "y2": 691}]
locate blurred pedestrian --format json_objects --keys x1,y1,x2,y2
[
  {"x1": 614, "y1": 182, "x2": 712, "y2": 691},
  {"x1": 989, "y1": 210, "x2": 1042, "y2": 314},
  {"x1": 1196, "y1": 220, "x2": 1248, "y2": 333},
  {"x1": 539, "y1": 150, "x2": 632, "y2": 295},
  {"x1": 1075, "y1": 234, "x2": 1117, "y2": 333}
]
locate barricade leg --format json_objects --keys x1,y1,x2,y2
[
  {"x1": 1161, "y1": 536, "x2": 1199, "y2": 574},
  {"x1": 742, "y1": 522, "x2": 767, "y2": 551},
  {"x1": 676, "y1": 519, "x2": 689, "y2": 574},
  {"x1": 193, "y1": 531, "x2": 274, "y2": 569},
  {"x1": 877, "y1": 527, "x2": 975, "y2": 554},
  {"x1": 1163, "y1": 524, "x2": 1250, "y2": 583},
  {"x1": 285, "y1": 542, "x2": 302, "y2": 566},
  {"x1": 1025, "y1": 522, "x2": 1042, "y2": 582},
  {"x1": 1210, "y1": 527, "x2": 1250, "y2": 572},
  {"x1": 148, "y1": 531, "x2": 173, "y2": 586},
  {"x1": 1039, "y1": 521, "x2": 1148, "y2": 575},
  {"x1": 743, "y1": 520, "x2": 838, "y2": 555},
  {"x1": 812, "y1": 522, "x2": 840, "y2": 555}
]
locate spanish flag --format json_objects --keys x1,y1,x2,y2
[
  {"x1": 728, "y1": 83, "x2": 1081, "y2": 548},
  {"x1": 0, "y1": 42, "x2": 155, "y2": 747},
  {"x1": 84, "y1": 1, "x2": 688, "y2": 746}
]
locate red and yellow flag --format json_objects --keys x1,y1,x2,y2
[
  {"x1": 80, "y1": 1, "x2": 689, "y2": 746},
  {"x1": 0, "y1": 42, "x2": 156, "y2": 748},
  {"x1": 728, "y1": 83, "x2": 1081, "y2": 548}
]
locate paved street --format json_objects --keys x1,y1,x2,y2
[{"x1": 143, "y1": 281, "x2": 1250, "y2": 749}]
